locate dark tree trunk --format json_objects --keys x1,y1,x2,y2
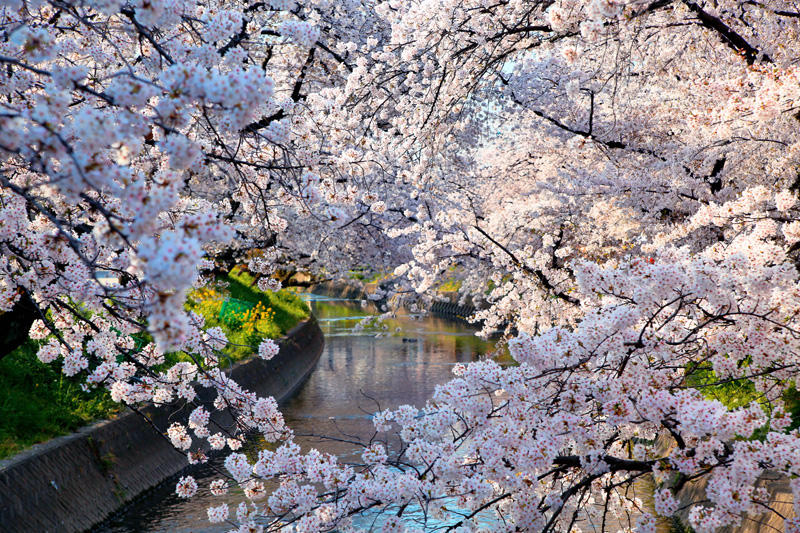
[{"x1": 0, "y1": 290, "x2": 39, "y2": 360}]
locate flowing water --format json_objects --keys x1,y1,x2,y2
[{"x1": 96, "y1": 294, "x2": 496, "y2": 532}]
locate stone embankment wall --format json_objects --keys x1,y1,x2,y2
[
  {"x1": 429, "y1": 298, "x2": 477, "y2": 323},
  {"x1": 651, "y1": 431, "x2": 795, "y2": 532},
  {"x1": 675, "y1": 472, "x2": 793, "y2": 533},
  {"x1": 0, "y1": 317, "x2": 324, "y2": 533}
]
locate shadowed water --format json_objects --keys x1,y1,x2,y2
[{"x1": 95, "y1": 294, "x2": 496, "y2": 532}]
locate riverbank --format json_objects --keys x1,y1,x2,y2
[
  {"x1": 673, "y1": 469, "x2": 794, "y2": 533},
  {"x1": 94, "y1": 292, "x2": 498, "y2": 532},
  {"x1": 0, "y1": 341, "x2": 122, "y2": 461},
  {"x1": 310, "y1": 280, "x2": 479, "y2": 322},
  {"x1": 0, "y1": 270, "x2": 309, "y2": 462},
  {"x1": 0, "y1": 317, "x2": 324, "y2": 533}
]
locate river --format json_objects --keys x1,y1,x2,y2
[{"x1": 95, "y1": 293, "x2": 496, "y2": 532}]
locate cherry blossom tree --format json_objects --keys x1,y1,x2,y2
[
  {"x1": 0, "y1": 0, "x2": 401, "y2": 358},
  {"x1": 0, "y1": 0, "x2": 404, "y2": 523},
  {"x1": 5, "y1": 0, "x2": 800, "y2": 531}
]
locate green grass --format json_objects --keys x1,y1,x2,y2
[
  {"x1": 684, "y1": 362, "x2": 760, "y2": 411},
  {"x1": 685, "y1": 361, "x2": 800, "y2": 440},
  {"x1": 182, "y1": 266, "x2": 310, "y2": 363},
  {"x1": 437, "y1": 278, "x2": 463, "y2": 292},
  {"x1": 347, "y1": 268, "x2": 385, "y2": 283},
  {"x1": 0, "y1": 266, "x2": 309, "y2": 460},
  {"x1": 0, "y1": 340, "x2": 120, "y2": 460}
]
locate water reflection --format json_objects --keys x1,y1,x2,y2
[{"x1": 96, "y1": 294, "x2": 495, "y2": 532}]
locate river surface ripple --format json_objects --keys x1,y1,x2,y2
[{"x1": 95, "y1": 294, "x2": 495, "y2": 532}]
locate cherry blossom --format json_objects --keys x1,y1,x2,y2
[{"x1": 4, "y1": 0, "x2": 800, "y2": 530}]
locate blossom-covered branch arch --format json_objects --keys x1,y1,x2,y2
[{"x1": 5, "y1": 0, "x2": 800, "y2": 531}]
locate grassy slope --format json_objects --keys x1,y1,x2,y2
[
  {"x1": 0, "y1": 341, "x2": 120, "y2": 459},
  {"x1": 685, "y1": 362, "x2": 800, "y2": 440},
  {"x1": 183, "y1": 267, "x2": 309, "y2": 363},
  {"x1": 0, "y1": 267, "x2": 309, "y2": 460}
]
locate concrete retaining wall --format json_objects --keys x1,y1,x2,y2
[
  {"x1": 652, "y1": 432, "x2": 796, "y2": 532},
  {"x1": 0, "y1": 317, "x2": 324, "y2": 533},
  {"x1": 429, "y1": 299, "x2": 477, "y2": 323}
]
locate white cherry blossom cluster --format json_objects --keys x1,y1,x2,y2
[
  {"x1": 7, "y1": 0, "x2": 800, "y2": 530},
  {"x1": 258, "y1": 338, "x2": 280, "y2": 360}
]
